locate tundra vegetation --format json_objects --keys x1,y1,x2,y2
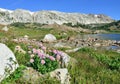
[{"x1": 0, "y1": 23, "x2": 120, "y2": 84}]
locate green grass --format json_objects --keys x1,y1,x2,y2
[
  {"x1": 1, "y1": 65, "x2": 26, "y2": 84},
  {"x1": 67, "y1": 47, "x2": 120, "y2": 84},
  {"x1": 1, "y1": 23, "x2": 120, "y2": 84},
  {"x1": 8, "y1": 27, "x2": 72, "y2": 40}
]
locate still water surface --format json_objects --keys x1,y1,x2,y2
[{"x1": 83, "y1": 34, "x2": 120, "y2": 41}]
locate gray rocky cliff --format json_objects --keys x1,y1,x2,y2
[{"x1": 0, "y1": 8, "x2": 114, "y2": 25}]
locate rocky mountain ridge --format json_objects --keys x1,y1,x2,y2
[{"x1": 0, "y1": 8, "x2": 114, "y2": 25}]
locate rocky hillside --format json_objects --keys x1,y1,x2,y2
[{"x1": 0, "y1": 8, "x2": 114, "y2": 25}]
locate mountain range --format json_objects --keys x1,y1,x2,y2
[{"x1": 0, "y1": 8, "x2": 114, "y2": 25}]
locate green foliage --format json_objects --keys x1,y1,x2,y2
[
  {"x1": 37, "y1": 76, "x2": 60, "y2": 84},
  {"x1": 63, "y1": 20, "x2": 120, "y2": 33},
  {"x1": 6, "y1": 42, "x2": 30, "y2": 66},
  {"x1": 1, "y1": 23, "x2": 120, "y2": 84},
  {"x1": 78, "y1": 47, "x2": 120, "y2": 70},
  {"x1": 15, "y1": 52, "x2": 30, "y2": 66},
  {"x1": 55, "y1": 34, "x2": 67, "y2": 40},
  {"x1": 68, "y1": 47, "x2": 120, "y2": 84},
  {"x1": 0, "y1": 12, "x2": 5, "y2": 16},
  {"x1": 63, "y1": 22, "x2": 73, "y2": 27},
  {"x1": 10, "y1": 22, "x2": 46, "y2": 28},
  {"x1": 29, "y1": 55, "x2": 58, "y2": 74},
  {"x1": 78, "y1": 47, "x2": 93, "y2": 52},
  {"x1": 93, "y1": 20, "x2": 120, "y2": 31},
  {"x1": 1, "y1": 65, "x2": 26, "y2": 84},
  {"x1": 27, "y1": 46, "x2": 60, "y2": 74},
  {"x1": 89, "y1": 51, "x2": 120, "y2": 70},
  {"x1": 10, "y1": 22, "x2": 26, "y2": 28},
  {"x1": 63, "y1": 22, "x2": 91, "y2": 29}
]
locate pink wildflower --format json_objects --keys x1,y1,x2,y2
[
  {"x1": 36, "y1": 49, "x2": 41, "y2": 54},
  {"x1": 30, "y1": 59, "x2": 34, "y2": 63},
  {"x1": 49, "y1": 56, "x2": 55, "y2": 61},
  {"x1": 53, "y1": 50, "x2": 57, "y2": 54},
  {"x1": 41, "y1": 54, "x2": 45, "y2": 59},
  {"x1": 38, "y1": 53, "x2": 45, "y2": 59},
  {"x1": 41, "y1": 60, "x2": 45, "y2": 65},
  {"x1": 56, "y1": 55, "x2": 61, "y2": 61},
  {"x1": 38, "y1": 52, "x2": 42, "y2": 57},
  {"x1": 57, "y1": 51, "x2": 62, "y2": 55},
  {"x1": 41, "y1": 46, "x2": 46, "y2": 51},
  {"x1": 32, "y1": 48, "x2": 37, "y2": 54}
]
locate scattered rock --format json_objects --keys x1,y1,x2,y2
[
  {"x1": 116, "y1": 49, "x2": 120, "y2": 53},
  {"x1": 22, "y1": 67, "x2": 43, "y2": 83},
  {"x1": 93, "y1": 43, "x2": 101, "y2": 47},
  {"x1": 93, "y1": 30, "x2": 107, "y2": 34},
  {"x1": 43, "y1": 34, "x2": 57, "y2": 42},
  {"x1": 60, "y1": 52, "x2": 71, "y2": 68},
  {"x1": 2, "y1": 26, "x2": 9, "y2": 32},
  {"x1": 50, "y1": 68, "x2": 71, "y2": 84},
  {"x1": 65, "y1": 47, "x2": 83, "y2": 53},
  {"x1": 54, "y1": 42, "x2": 71, "y2": 48},
  {"x1": 115, "y1": 41, "x2": 120, "y2": 46},
  {"x1": 0, "y1": 43, "x2": 19, "y2": 82},
  {"x1": 54, "y1": 42, "x2": 65, "y2": 48},
  {"x1": 22, "y1": 67, "x2": 71, "y2": 84}
]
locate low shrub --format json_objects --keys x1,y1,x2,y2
[{"x1": 27, "y1": 43, "x2": 64, "y2": 74}]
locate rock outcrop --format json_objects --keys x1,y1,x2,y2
[
  {"x1": 0, "y1": 8, "x2": 114, "y2": 25},
  {"x1": 43, "y1": 34, "x2": 57, "y2": 42},
  {"x1": 50, "y1": 68, "x2": 71, "y2": 84},
  {"x1": 0, "y1": 43, "x2": 19, "y2": 82},
  {"x1": 2, "y1": 26, "x2": 9, "y2": 32}
]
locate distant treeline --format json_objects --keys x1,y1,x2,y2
[
  {"x1": 10, "y1": 22, "x2": 46, "y2": 29},
  {"x1": 63, "y1": 20, "x2": 120, "y2": 31},
  {"x1": 10, "y1": 20, "x2": 120, "y2": 32}
]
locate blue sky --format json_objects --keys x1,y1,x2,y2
[{"x1": 0, "y1": 0, "x2": 119, "y2": 20}]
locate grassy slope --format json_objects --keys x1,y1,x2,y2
[
  {"x1": 68, "y1": 48, "x2": 120, "y2": 84},
  {"x1": 0, "y1": 23, "x2": 120, "y2": 84}
]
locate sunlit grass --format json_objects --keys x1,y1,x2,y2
[{"x1": 1, "y1": 23, "x2": 120, "y2": 84}]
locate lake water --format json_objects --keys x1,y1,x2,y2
[
  {"x1": 83, "y1": 34, "x2": 120, "y2": 41},
  {"x1": 80, "y1": 33, "x2": 120, "y2": 50}
]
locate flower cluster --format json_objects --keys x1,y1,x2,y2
[{"x1": 28, "y1": 43, "x2": 63, "y2": 74}]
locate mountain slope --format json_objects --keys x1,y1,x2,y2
[
  {"x1": 0, "y1": 8, "x2": 114, "y2": 25},
  {"x1": 92, "y1": 20, "x2": 120, "y2": 31}
]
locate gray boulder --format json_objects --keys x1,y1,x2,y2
[
  {"x1": 43, "y1": 34, "x2": 57, "y2": 42},
  {"x1": 0, "y1": 43, "x2": 19, "y2": 82},
  {"x1": 60, "y1": 52, "x2": 71, "y2": 68},
  {"x1": 93, "y1": 43, "x2": 101, "y2": 47},
  {"x1": 50, "y1": 68, "x2": 71, "y2": 84},
  {"x1": 65, "y1": 47, "x2": 83, "y2": 53},
  {"x1": 54, "y1": 42, "x2": 71, "y2": 48},
  {"x1": 22, "y1": 67, "x2": 43, "y2": 83}
]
